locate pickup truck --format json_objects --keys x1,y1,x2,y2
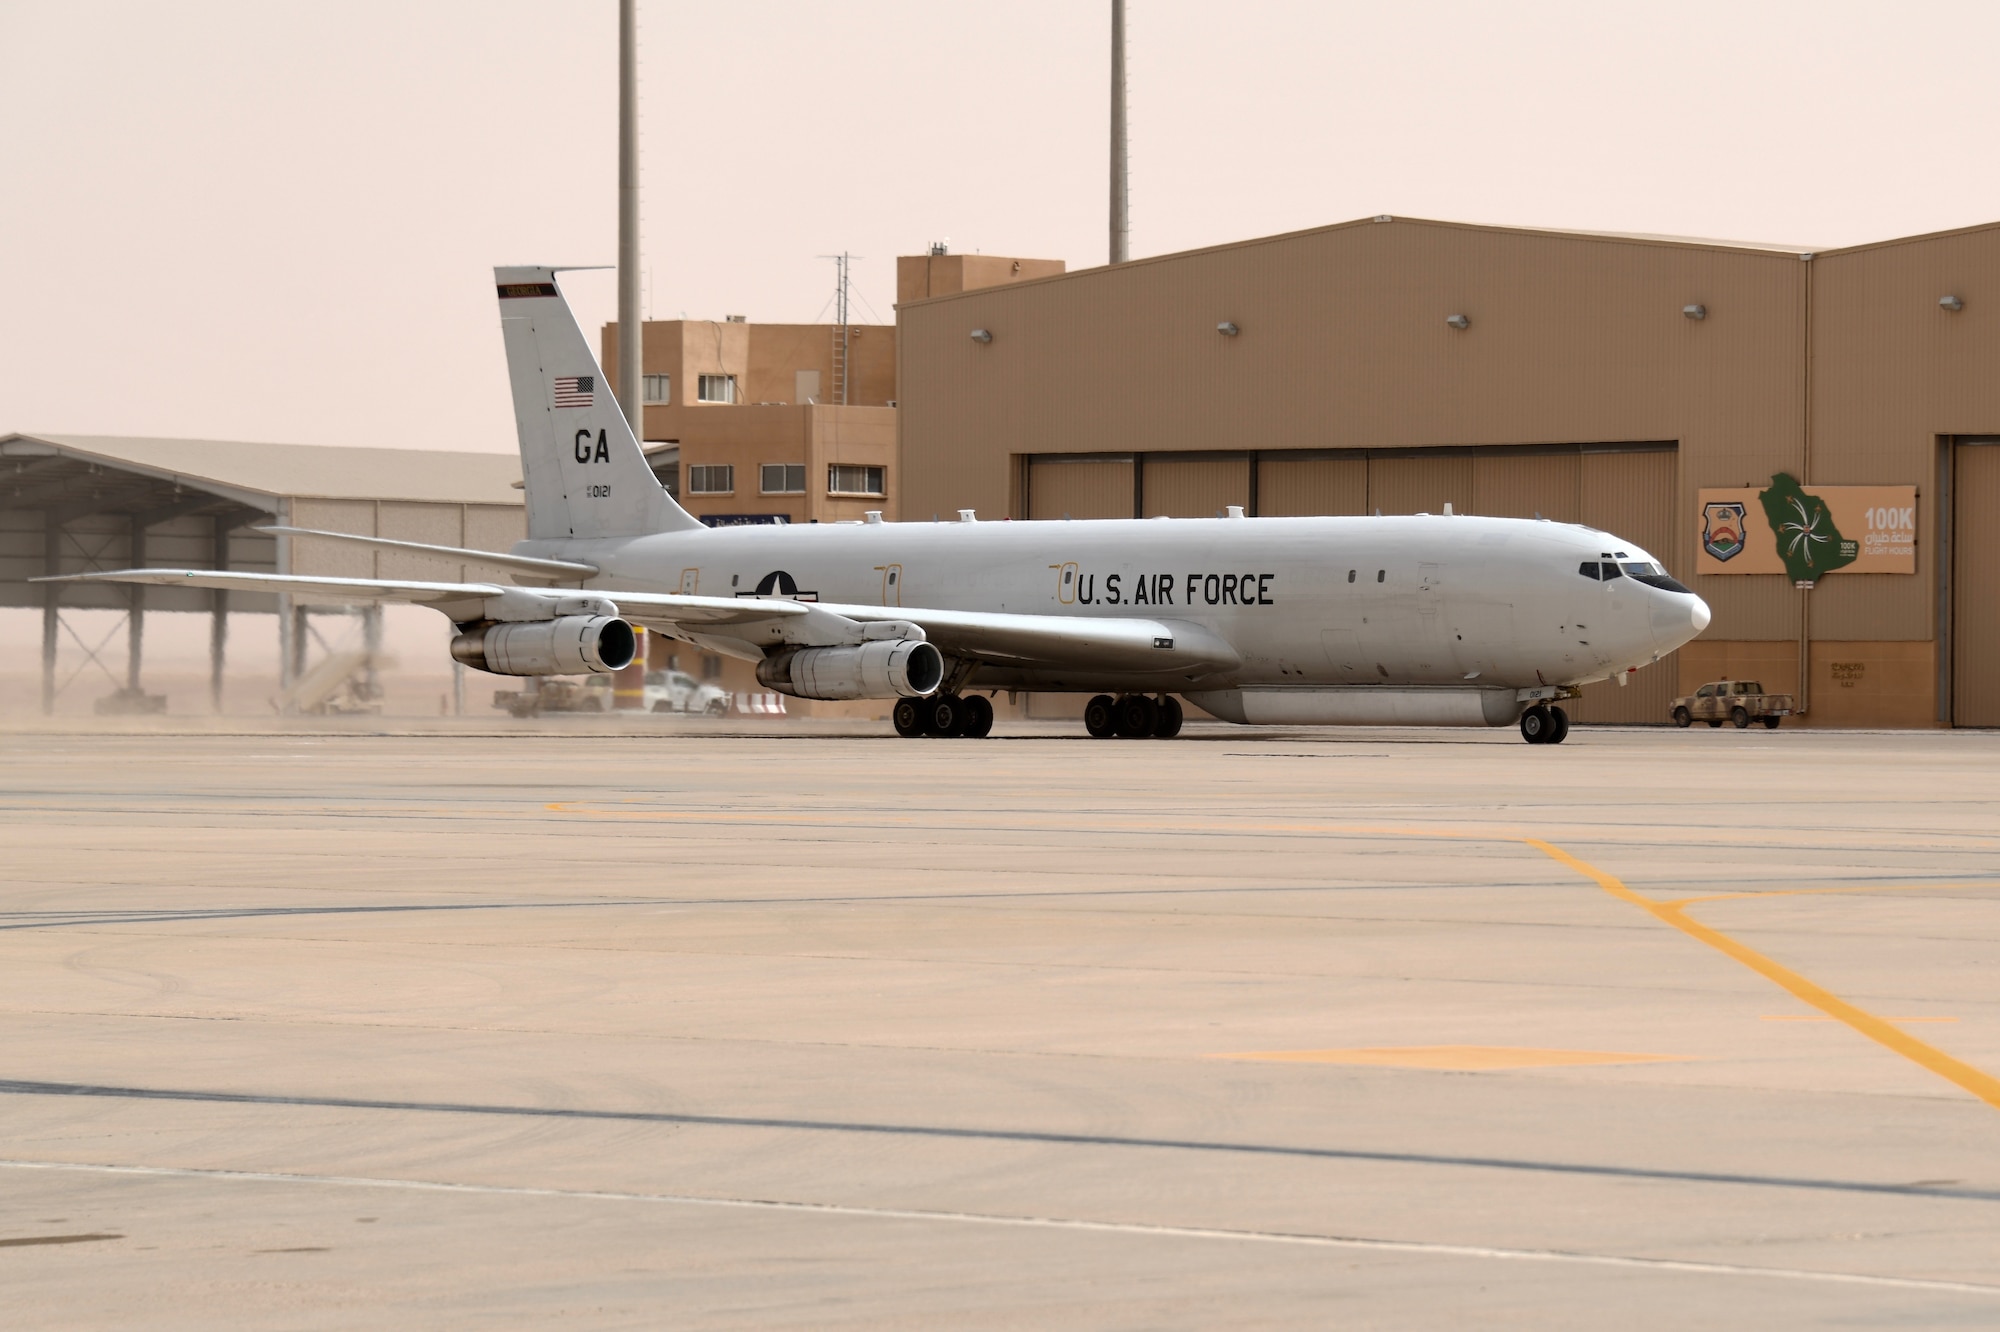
[{"x1": 1671, "y1": 680, "x2": 1794, "y2": 729}]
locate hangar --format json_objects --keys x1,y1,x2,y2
[
  {"x1": 0, "y1": 433, "x2": 523, "y2": 713},
  {"x1": 894, "y1": 216, "x2": 2000, "y2": 727}
]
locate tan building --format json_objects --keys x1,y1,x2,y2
[
  {"x1": 601, "y1": 316, "x2": 897, "y2": 528},
  {"x1": 895, "y1": 216, "x2": 2000, "y2": 728},
  {"x1": 604, "y1": 252, "x2": 1068, "y2": 529}
]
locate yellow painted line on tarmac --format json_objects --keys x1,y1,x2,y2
[
  {"x1": 1214, "y1": 1046, "x2": 1690, "y2": 1071},
  {"x1": 1674, "y1": 882, "x2": 2000, "y2": 907},
  {"x1": 1527, "y1": 838, "x2": 2000, "y2": 1112},
  {"x1": 1762, "y1": 1015, "x2": 1957, "y2": 1024}
]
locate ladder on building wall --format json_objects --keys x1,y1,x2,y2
[{"x1": 825, "y1": 251, "x2": 852, "y2": 406}]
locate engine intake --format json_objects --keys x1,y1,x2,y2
[
  {"x1": 450, "y1": 616, "x2": 636, "y2": 676},
  {"x1": 757, "y1": 640, "x2": 944, "y2": 700}
]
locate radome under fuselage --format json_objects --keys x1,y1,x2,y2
[{"x1": 524, "y1": 512, "x2": 1710, "y2": 710}]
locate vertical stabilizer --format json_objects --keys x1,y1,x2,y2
[{"x1": 495, "y1": 266, "x2": 702, "y2": 540}]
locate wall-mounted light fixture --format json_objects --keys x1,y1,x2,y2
[
  {"x1": 1941, "y1": 295, "x2": 1965, "y2": 312},
  {"x1": 1216, "y1": 321, "x2": 1239, "y2": 336},
  {"x1": 1445, "y1": 314, "x2": 1470, "y2": 330},
  {"x1": 970, "y1": 328, "x2": 993, "y2": 343},
  {"x1": 1683, "y1": 304, "x2": 1707, "y2": 320}
]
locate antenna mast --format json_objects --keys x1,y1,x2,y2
[
  {"x1": 1109, "y1": 0, "x2": 1129, "y2": 264},
  {"x1": 617, "y1": 0, "x2": 643, "y2": 434}
]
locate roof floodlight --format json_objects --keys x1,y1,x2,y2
[
  {"x1": 1683, "y1": 304, "x2": 1707, "y2": 320},
  {"x1": 1216, "y1": 321, "x2": 1240, "y2": 336},
  {"x1": 1941, "y1": 295, "x2": 1965, "y2": 312},
  {"x1": 970, "y1": 328, "x2": 993, "y2": 343},
  {"x1": 1445, "y1": 313, "x2": 1470, "y2": 330}
]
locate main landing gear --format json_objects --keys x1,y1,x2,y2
[
  {"x1": 1519, "y1": 704, "x2": 1570, "y2": 745},
  {"x1": 893, "y1": 692, "x2": 995, "y2": 739},
  {"x1": 1083, "y1": 694, "x2": 1184, "y2": 739}
]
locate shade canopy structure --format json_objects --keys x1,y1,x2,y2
[{"x1": 1, "y1": 433, "x2": 524, "y2": 713}]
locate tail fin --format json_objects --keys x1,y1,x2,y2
[{"x1": 495, "y1": 266, "x2": 702, "y2": 540}]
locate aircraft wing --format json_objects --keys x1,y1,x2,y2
[
  {"x1": 42, "y1": 568, "x2": 513, "y2": 606},
  {"x1": 819, "y1": 603, "x2": 1242, "y2": 676},
  {"x1": 39, "y1": 569, "x2": 816, "y2": 628}
]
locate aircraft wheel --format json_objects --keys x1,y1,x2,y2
[
  {"x1": 1152, "y1": 695, "x2": 1184, "y2": 738},
  {"x1": 960, "y1": 694, "x2": 995, "y2": 738},
  {"x1": 925, "y1": 693, "x2": 965, "y2": 736},
  {"x1": 1519, "y1": 705, "x2": 1552, "y2": 744},
  {"x1": 1672, "y1": 706, "x2": 1692, "y2": 728},
  {"x1": 1762, "y1": 714, "x2": 1781, "y2": 729},
  {"x1": 1546, "y1": 705, "x2": 1570, "y2": 744},
  {"x1": 1731, "y1": 706, "x2": 1751, "y2": 729},
  {"x1": 893, "y1": 697, "x2": 926, "y2": 738},
  {"x1": 1083, "y1": 694, "x2": 1118, "y2": 739},
  {"x1": 1115, "y1": 694, "x2": 1157, "y2": 738}
]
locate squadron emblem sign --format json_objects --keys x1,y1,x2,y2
[{"x1": 1701, "y1": 502, "x2": 1747, "y2": 562}]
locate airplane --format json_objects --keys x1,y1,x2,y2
[{"x1": 45, "y1": 266, "x2": 1712, "y2": 744}]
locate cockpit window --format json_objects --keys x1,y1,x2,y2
[
  {"x1": 1599, "y1": 562, "x2": 1624, "y2": 580},
  {"x1": 1624, "y1": 561, "x2": 1693, "y2": 594},
  {"x1": 1578, "y1": 561, "x2": 1601, "y2": 580}
]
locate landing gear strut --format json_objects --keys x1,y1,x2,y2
[
  {"x1": 893, "y1": 692, "x2": 995, "y2": 739},
  {"x1": 1520, "y1": 704, "x2": 1570, "y2": 745},
  {"x1": 1085, "y1": 694, "x2": 1183, "y2": 739}
]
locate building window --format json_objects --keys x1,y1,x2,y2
[
  {"x1": 697, "y1": 373, "x2": 737, "y2": 404},
  {"x1": 761, "y1": 463, "x2": 806, "y2": 494},
  {"x1": 827, "y1": 464, "x2": 886, "y2": 497},
  {"x1": 642, "y1": 374, "x2": 671, "y2": 404},
  {"x1": 687, "y1": 464, "x2": 734, "y2": 495}
]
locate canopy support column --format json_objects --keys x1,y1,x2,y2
[
  {"x1": 41, "y1": 520, "x2": 59, "y2": 716},
  {"x1": 210, "y1": 515, "x2": 230, "y2": 713},
  {"x1": 127, "y1": 517, "x2": 146, "y2": 693}
]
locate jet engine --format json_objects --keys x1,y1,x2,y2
[
  {"x1": 757, "y1": 640, "x2": 944, "y2": 700},
  {"x1": 450, "y1": 616, "x2": 637, "y2": 676}
]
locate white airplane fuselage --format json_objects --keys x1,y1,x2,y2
[{"x1": 531, "y1": 511, "x2": 1710, "y2": 724}]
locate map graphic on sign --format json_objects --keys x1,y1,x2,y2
[
  {"x1": 1757, "y1": 473, "x2": 1859, "y2": 583},
  {"x1": 1694, "y1": 474, "x2": 1915, "y2": 578}
]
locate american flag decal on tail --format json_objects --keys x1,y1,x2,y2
[{"x1": 552, "y1": 375, "x2": 594, "y2": 408}]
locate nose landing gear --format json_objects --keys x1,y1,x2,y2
[
  {"x1": 1520, "y1": 704, "x2": 1570, "y2": 745},
  {"x1": 1085, "y1": 694, "x2": 1183, "y2": 739}
]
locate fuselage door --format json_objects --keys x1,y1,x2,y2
[
  {"x1": 875, "y1": 564, "x2": 904, "y2": 607},
  {"x1": 1052, "y1": 562, "x2": 1079, "y2": 606}
]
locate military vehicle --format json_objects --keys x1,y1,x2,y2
[{"x1": 1672, "y1": 680, "x2": 1793, "y2": 729}]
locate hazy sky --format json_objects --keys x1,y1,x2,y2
[{"x1": 5, "y1": 0, "x2": 1999, "y2": 457}]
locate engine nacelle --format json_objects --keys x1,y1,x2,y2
[
  {"x1": 756, "y1": 640, "x2": 944, "y2": 700},
  {"x1": 450, "y1": 616, "x2": 637, "y2": 676}
]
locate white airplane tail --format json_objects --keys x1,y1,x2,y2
[{"x1": 496, "y1": 266, "x2": 702, "y2": 540}]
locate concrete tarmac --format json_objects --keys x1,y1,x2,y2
[{"x1": 2, "y1": 721, "x2": 1998, "y2": 1328}]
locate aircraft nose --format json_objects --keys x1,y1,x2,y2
[{"x1": 1650, "y1": 591, "x2": 1711, "y2": 652}]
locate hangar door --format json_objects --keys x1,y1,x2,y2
[
  {"x1": 1955, "y1": 440, "x2": 2000, "y2": 726},
  {"x1": 1027, "y1": 456, "x2": 1133, "y2": 520}
]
